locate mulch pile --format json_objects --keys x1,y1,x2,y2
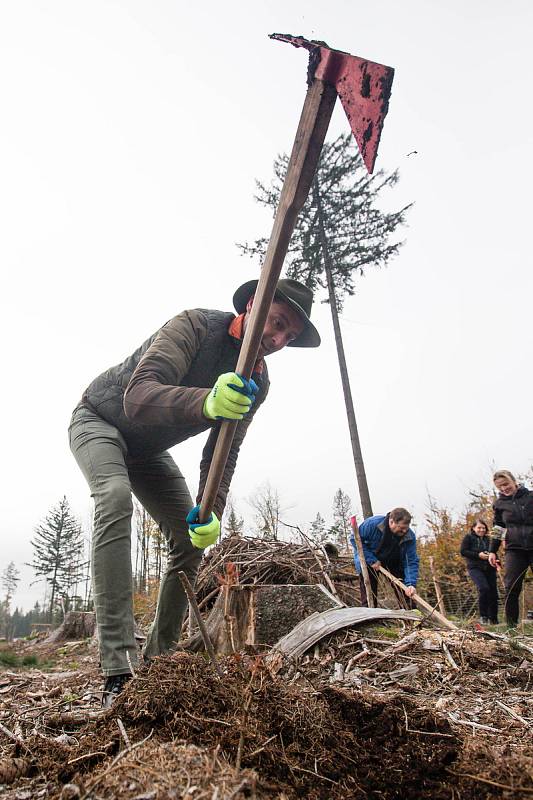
[
  {"x1": 1, "y1": 637, "x2": 533, "y2": 799},
  {"x1": 2, "y1": 535, "x2": 533, "y2": 798}
]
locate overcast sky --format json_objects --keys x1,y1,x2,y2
[{"x1": 2, "y1": 0, "x2": 532, "y2": 611}]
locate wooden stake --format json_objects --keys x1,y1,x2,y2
[
  {"x1": 350, "y1": 516, "x2": 374, "y2": 608},
  {"x1": 178, "y1": 571, "x2": 223, "y2": 678},
  {"x1": 429, "y1": 556, "x2": 446, "y2": 616}
]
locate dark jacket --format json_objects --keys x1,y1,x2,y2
[
  {"x1": 350, "y1": 514, "x2": 420, "y2": 587},
  {"x1": 490, "y1": 485, "x2": 533, "y2": 552},
  {"x1": 460, "y1": 532, "x2": 493, "y2": 570},
  {"x1": 77, "y1": 308, "x2": 269, "y2": 519}
]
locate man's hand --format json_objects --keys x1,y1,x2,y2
[
  {"x1": 488, "y1": 553, "x2": 498, "y2": 568},
  {"x1": 186, "y1": 506, "x2": 220, "y2": 549},
  {"x1": 371, "y1": 561, "x2": 381, "y2": 570},
  {"x1": 479, "y1": 552, "x2": 489, "y2": 560},
  {"x1": 404, "y1": 585, "x2": 416, "y2": 598},
  {"x1": 203, "y1": 372, "x2": 258, "y2": 421}
]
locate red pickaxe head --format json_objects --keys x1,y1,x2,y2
[{"x1": 270, "y1": 34, "x2": 394, "y2": 174}]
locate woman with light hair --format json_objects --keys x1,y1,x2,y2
[{"x1": 488, "y1": 470, "x2": 533, "y2": 628}]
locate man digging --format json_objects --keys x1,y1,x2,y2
[
  {"x1": 69, "y1": 279, "x2": 320, "y2": 707},
  {"x1": 350, "y1": 509, "x2": 420, "y2": 608}
]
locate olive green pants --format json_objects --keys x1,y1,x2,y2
[{"x1": 69, "y1": 406, "x2": 202, "y2": 676}]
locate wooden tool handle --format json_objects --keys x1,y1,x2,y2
[
  {"x1": 199, "y1": 79, "x2": 337, "y2": 522},
  {"x1": 350, "y1": 516, "x2": 375, "y2": 608},
  {"x1": 378, "y1": 565, "x2": 457, "y2": 631}
]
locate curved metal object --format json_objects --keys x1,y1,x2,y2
[
  {"x1": 270, "y1": 33, "x2": 394, "y2": 174},
  {"x1": 270, "y1": 606, "x2": 419, "y2": 660}
]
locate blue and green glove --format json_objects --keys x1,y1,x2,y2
[
  {"x1": 203, "y1": 372, "x2": 258, "y2": 421},
  {"x1": 187, "y1": 505, "x2": 220, "y2": 549}
]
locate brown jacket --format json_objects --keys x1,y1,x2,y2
[{"x1": 79, "y1": 308, "x2": 269, "y2": 518}]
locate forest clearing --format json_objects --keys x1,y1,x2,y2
[{"x1": 1, "y1": 537, "x2": 533, "y2": 799}]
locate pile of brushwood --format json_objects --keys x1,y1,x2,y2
[
  {"x1": 1, "y1": 535, "x2": 532, "y2": 798},
  {"x1": 193, "y1": 534, "x2": 360, "y2": 609}
]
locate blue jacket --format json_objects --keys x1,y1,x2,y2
[{"x1": 350, "y1": 515, "x2": 420, "y2": 587}]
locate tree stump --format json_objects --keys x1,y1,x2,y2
[
  {"x1": 44, "y1": 611, "x2": 96, "y2": 643},
  {"x1": 181, "y1": 584, "x2": 341, "y2": 654}
]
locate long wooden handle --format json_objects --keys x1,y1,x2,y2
[
  {"x1": 199, "y1": 79, "x2": 337, "y2": 521},
  {"x1": 350, "y1": 517, "x2": 375, "y2": 608},
  {"x1": 378, "y1": 565, "x2": 457, "y2": 631}
]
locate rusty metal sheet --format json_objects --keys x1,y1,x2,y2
[{"x1": 271, "y1": 33, "x2": 394, "y2": 174}]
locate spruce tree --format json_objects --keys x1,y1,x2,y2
[
  {"x1": 0, "y1": 561, "x2": 20, "y2": 637},
  {"x1": 224, "y1": 501, "x2": 245, "y2": 537},
  {"x1": 309, "y1": 512, "x2": 327, "y2": 545},
  {"x1": 240, "y1": 133, "x2": 411, "y2": 516},
  {"x1": 331, "y1": 489, "x2": 353, "y2": 551},
  {"x1": 28, "y1": 496, "x2": 84, "y2": 619}
]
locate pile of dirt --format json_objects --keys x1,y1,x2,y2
[
  {"x1": 2, "y1": 652, "x2": 460, "y2": 799},
  {"x1": 2, "y1": 626, "x2": 533, "y2": 798}
]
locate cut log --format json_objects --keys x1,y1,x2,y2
[
  {"x1": 42, "y1": 611, "x2": 96, "y2": 644},
  {"x1": 181, "y1": 584, "x2": 342, "y2": 655}
]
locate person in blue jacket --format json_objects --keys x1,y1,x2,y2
[{"x1": 350, "y1": 508, "x2": 420, "y2": 607}]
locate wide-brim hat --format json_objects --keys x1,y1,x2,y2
[{"x1": 233, "y1": 278, "x2": 321, "y2": 348}]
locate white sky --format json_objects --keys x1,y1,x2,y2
[{"x1": 1, "y1": 0, "x2": 532, "y2": 611}]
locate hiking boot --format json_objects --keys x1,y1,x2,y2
[
  {"x1": 101, "y1": 673, "x2": 131, "y2": 709},
  {"x1": 479, "y1": 617, "x2": 489, "y2": 625}
]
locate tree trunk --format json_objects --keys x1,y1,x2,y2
[
  {"x1": 181, "y1": 584, "x2": 341, "y2": 655},
  {"x1": 43, "y1": 611, "x2": 96, "y2": 643},
  {"x1": 314, "y1": 177, "x2": 373, "y2": 518}
]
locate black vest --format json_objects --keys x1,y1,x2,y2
[{"x1": 80, "y1": 310, "x2": 267, "y2": 457}]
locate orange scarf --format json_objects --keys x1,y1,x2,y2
[{"x1": 228, "y1": 314, "x2": 264, "y2": 375}]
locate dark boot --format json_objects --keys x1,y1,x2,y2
[{"x1": 101, "y1": 673, "x2": 131, "y2": 709}]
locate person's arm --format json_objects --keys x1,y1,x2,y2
[
  {"x1": 460, "y1": 534, "x2": 482, "y2": 560},
  {"x1": 402, "y1": 533, "x2": 419, "y2": 588},
  {"x1": 358, "y1": 521, "x2": 380, "y2": 566},
  {"x1": 196, "y1": 379, "x2": 269, "y2": 520},
  {"x1": 489, "y1": 505, "x2": 505, "y2": 555},
  {"x1": 123, "y1": 310, "x2": 211, "y2": 426}
]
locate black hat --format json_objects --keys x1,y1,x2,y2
[{"x1": 232, "y1": 278, "x2": 321, "y2": 348}]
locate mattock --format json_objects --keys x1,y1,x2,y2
[{"x1": 200, "y1": 34, "x2": 395, "y2": 521}]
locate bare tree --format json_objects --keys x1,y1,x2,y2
[{"x1": 247, "y1": 482, "x2": 285, "y2": 541}]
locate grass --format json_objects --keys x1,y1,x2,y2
[
  {"x1": 370, "y1": 625, "x2": 401, "y2": 640},
  {"x1": 0, "y1": 647, "x2": 53, "y2": 670}
]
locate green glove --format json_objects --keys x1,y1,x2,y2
[
  {"x1": 186, "y1": 506, "x2": 220, "y2": 549},
  {"x1": 203, "y1": 372, "x2": 255, "y2": 421}
]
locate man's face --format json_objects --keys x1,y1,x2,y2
[
  {"x1": 389, "y1": 518, "x2": 410, "y2": 536},
  {"x1": 244, "y1": 297, "x2": 305, "y2": 357}
]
